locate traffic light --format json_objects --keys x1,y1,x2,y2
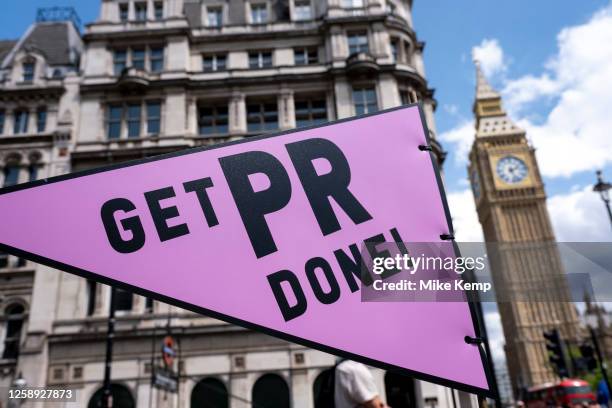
[
  {"x1": 579, "y1": 343, "x2": 598, "y2": 371},
  {"x1": 544, "y1": 329, "x2": 568, "y2": 378}
]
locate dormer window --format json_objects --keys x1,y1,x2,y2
[
  {"x1": 250, "y1": 3, "x2": 268, "y2": 24},
  {"x1": 206, "y1": 6, "x2": 223, "y2": 27},
  {"x1": 23, "y1": 62, "x2": 35, "y2": 82},
  {"x1": 294, "y1": 0, "x2": 312, "y2": 20}
]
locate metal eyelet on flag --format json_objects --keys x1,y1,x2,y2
[
  {"x1": 464, "y1": 336, "x2": 484, "y2": 345},
  {"x1": 418, "y1": 145, "x2": 433, "y2": 151},
  {"x1": 440, "y1": 234, "x2": 455, "y2": 240}
]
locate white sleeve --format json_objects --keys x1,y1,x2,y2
[{"x1": 348, "y1": 364, "x2": 378, "y2": 405}]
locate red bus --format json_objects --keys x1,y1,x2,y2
[{"x1": 525, "y1": 379, "x2": 596, "y2": 408}]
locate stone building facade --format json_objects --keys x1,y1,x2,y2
[
  {"x1": 0, "y1": 2, "x2": 475, "y2": 407},
  {"x1": 0, "y1": 13, "x2": 82, "y2": 403}
]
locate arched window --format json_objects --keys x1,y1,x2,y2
[
  {"x1": 384, "y1": 372, "x2": 416, "y2": 408},
  {"x1": 3, "y1": 165, "x2": 20, "y2": 187},
  {"x1": 252, "y1": 374, "x2": 290, "y2": 408},
  {"x1": 191, "y1": 377, "x2": 228, "y2": 408},
  {"x1": 2, "y1": 303, "x2": 25, "y2": 360},
  {"x1": 88, "y1": 384, "x2": 134, "y2": 408},
  {"x1": 313, "y1": 368, "x2": 334, "y2": 408}
]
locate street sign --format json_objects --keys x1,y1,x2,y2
[
  {"x1": 152, "y1": 367, "x2": 178, "y2": 393},
  {"x1": 0, "y1": 104, "x2": 494, "y2": 396}
]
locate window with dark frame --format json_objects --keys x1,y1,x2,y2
[
  {"x1": 115, "y1": 288, "x2": 134, "y2": 312},
  {"x1": 28, "y1": 165, "x2": 38, "y2": 182},
  {"x1": 13, "y1": 110, "x2": 29, "y2": 134},
  {"x1": 86, "y1": 280, "x2": 97, "y2": 316},
  {"x1": 295, "y1": 98, "x2": 327, "y2": 128},
  {"x1": 154, "y1": 2, "x2": 164, "y2": 20},
  {"x1": 0, "y1": 252, "x2": 7, "y2": 268},
  {"x1": 107, "y1": 105, "x2": 123, "y2": 139},
  {"x1": 207, "y1": 6, "x2": 223, "y2": 27},
  {"x1": 23, "y1": 62, "x2": 35, "y2": 82},
  {"x1": 119, "y1": 3, "x2": 129, "y2": 21},
  {"x1": 198, "y1": 105, "x2": 229, "y2": 135},
  {"x1": 249, "y1": 51, "x2": 272, "y2": 69},
  {"x1": 390, "y1": 38, "x2": 399, "y2": 61},
  {"x1": 203, "y1": 54, "x2": 227, "y2": 72},
  {"x1": 348, "y1": 32, "x2": 369, "y2": 55},
  {"x1": 135, "y1": 2, "x2": 147, "y2": 21},
  {"x1": 294, "y1": 0, "x2": 312, "y2": 20},
  {"x1": 107, "y1": 102, "x2": 161, "y2": 139},
  {"x1": 150, "y1": 47, "x2": 164, "y2": 72},
  {"x1": 3, "y1": 166, "x2": 19, "y2": 187},
  {"x1": 127, "y1": 104, "x2": 142, "y2": 137},
  {"x1": 250, "y1": 3, "x2": 268, "y2": 24},
  {"x1": 294, "y1": 47, "x2": 318, "y2": 65},
  {"x1": 132, "y1": 48, "x2": 146, "y2": 70},
  {"x1": 352, "y1": 87, "x2": 378, "y2": 115},
  {"x1": 247, "y1": 102, "x2": 278, "y2": 132},
  {"x1": 114, "y1": 50, "x2": 127, "y2": 75},
  {"x1": 341, "y1": 0, "x2": 364, "y2": 8},
  {"x1": 2, "y1": 304, "x2": 25, "y2": 360},
  {"x1": 147, "y1": 102, "x2": 161, "y2": 134},
  {"x1": 0, "y1": 110, "x2": 5, "y2": 134},
  {"x1": 145, "y1": 297, "x2": 154, "y2": 313},
  {"x1": 36, "y1": 107, "x2": 47, "y2": 133}
]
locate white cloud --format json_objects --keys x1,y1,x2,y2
[
  {"x1": 472, "y1": 38, "x2": 506, "y2": 78},
  {"x1": 548, "y1": 185, "x2": 612, "y2": 241},
  {"x1": 483, "y1": 309, "x2": 505, "y2": 362},
  {"x1": 446, "y1": 189, "x2": 484, "y2": 242},
  {"x1": 500, "y1": 5, "x2": 612, "y2": 178},
  {"x1": 438, "y1": 120, "x2": 474, "y2": 167}
]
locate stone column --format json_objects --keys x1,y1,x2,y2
[
  {"x1": 230, "y1": 373, "x2": 250, "y2": 408},
  {"x1": 4, "y1": 108, "x2": 14, "y2": 136},
  {"x1": 187, "y1": 97, "x2": 198, "y2": 136},
  {"x1": 229, "y1": 92, "x2": 246, "y2": 135},
  {"x1": 334, "y1": 78, "x2": 353, "y2": 119},
  {"x1": 329, "y1": 26, "x2": 347, "y2": 62},
  {"x1": 279, "y1": 89, "x2": 295, "y2": 130},
  {"x1": 378, "y1": 73, "x2": 400, "y2": 109},
  {"x1": 28, "y1": 107, "x2": 37, "y2": 134}
]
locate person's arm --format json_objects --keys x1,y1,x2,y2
[
  {"x1": 348, "y1": 363, "x2": 389, "y2": 408},
  {"x1": 360, "y1": 395, "x2": 387, "y2": 408}
]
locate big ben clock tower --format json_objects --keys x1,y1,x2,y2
[{"x1": 468, "y1": 62, "x2": 580, "y2": 395}]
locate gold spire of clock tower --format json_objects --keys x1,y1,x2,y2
[{"x1": 473, "y1": 60, "x2": 514, "y2": 132}]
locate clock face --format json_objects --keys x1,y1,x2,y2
[{"x1": 496, "y1": 156, "x2": 528, "y2": 184}]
